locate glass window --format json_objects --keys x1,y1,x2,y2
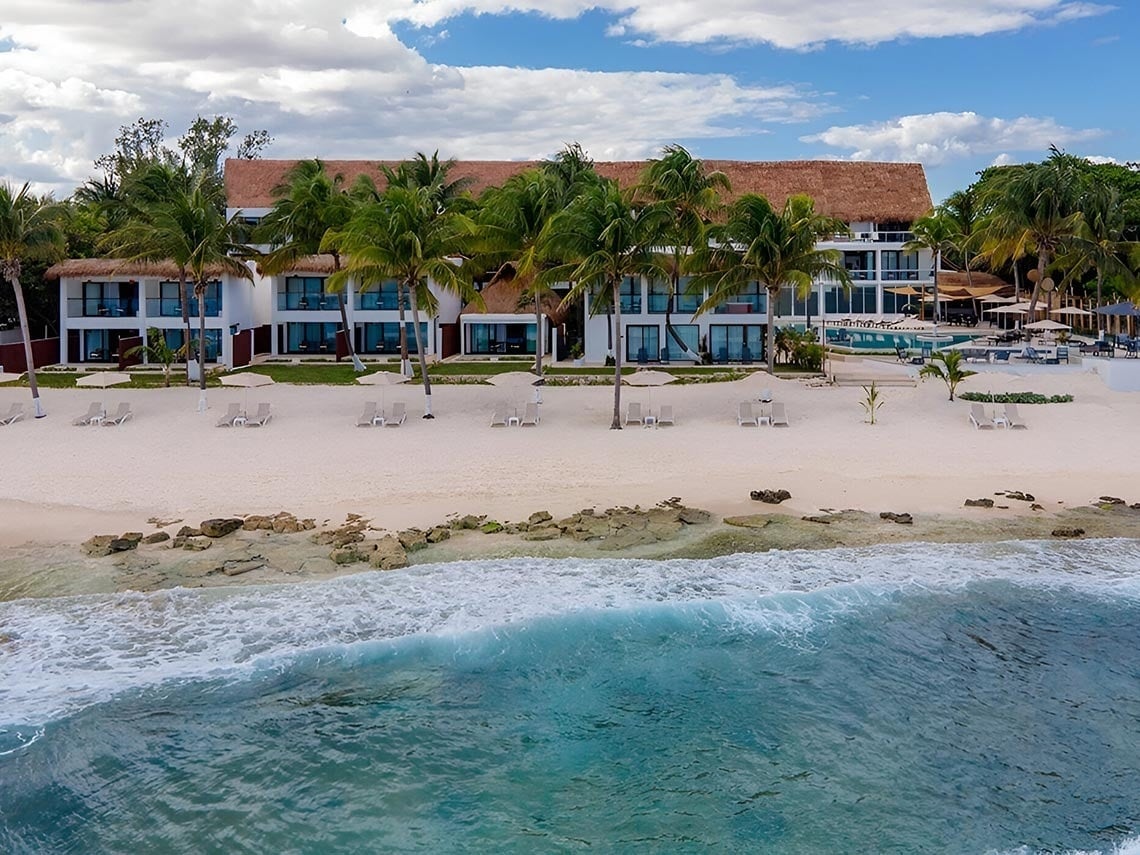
[
  {"x1": 619, "y1": 277, "x2": 642, "y2": 314},
  {"x1": 625, "y1": 325, "x2": 660, "y2": 362},
  {"x1": 881, "y1": 251, "x2": 919, "y2": 281},
  {"x1": 709, "y1": 324, "x2": 763, "y2": 363},
  {"x1": 664, "y1": 324, "x2": 699, "y2": 360},
  {"x1": 359, "y1": 322, "x2": 429, "y2": 354},
  {"x1": 357, "y1": 280, "x2": 399, "y2": 310},
  {"x1": 776, "y1": 286, "x2": 815, "y2": 317},
  {"x1": 882, "y1": 287, "x2": 914, "y2": 314},
  {"x1": 465, "y1": 323, "x2": 536, "y2": 355},
  {"x1": 161, "y1": 328, "x2": 221, "y2": 362},
  {"x1": 286, "y1": 322, "x2": 339, "y2": 353},
  {"x1": 842, "y1": 251, "x2": 876, "y2": 280},
  {"x1": 715, "y1": 281, "x2": 765, "y2": 314},
  {"x1": 647, "y1": 280, "x2": 671, "y2": 314},
  {"x1": 675, "y1": 277, "x2": 702, "y2": 315},
  {"x1": 282, "y1": 276, "x2": 334, "y2": 310},
  {"x1": 186, "y1": 283, "x2": 222, "y2": 318}
]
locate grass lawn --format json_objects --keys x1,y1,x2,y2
[{"x1": 13, "y1": 370, "x2": 209, "y2": 389}]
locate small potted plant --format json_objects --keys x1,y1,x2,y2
[{"x1": 569, "y1": 341, "x2": 584, "y2": 366}]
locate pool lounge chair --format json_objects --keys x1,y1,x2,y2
[
  {"x1": 357, "y1": 401, "x2": 379, "y2": 427},
  {"x1": 245, "y1": 403, "x2": 272, "y2": 427},
  {"x1": 490, "y1": 408, "x2": 507, "y2": 427},
  {"x1": 1021, "y1": 346, "x2": 1044, "y2": 364},
  {"x1": 102, "y1": 402, "x2": 132, "y2": 426},
  {"x1": 520, "y1": 402, "x2": 539, "y2": 427},
  {"x1": 738, "y1": 402, "x2": 759, "y2": 426},
  {"x1": 1004, "y1": 402, "x2": 1028, "y2": 429},
  {"x1": 657, "y1": 405, "x2": 674, "y2": 426},
  {"x1": 625, "y1": 402, "x2": 643, "y2": 425},
  {"x1": 73, "y1": 401, "x2": 105, "y2": 426},
  {"x1": 969, "y1": 403, "x2": 995, "y2": 430},
  {"x1": 216, "y1": 403, "x2": 242, "y2": 427},
  {"x1": 384, "y1": 402, "x2": 407, "y2": 427},
  {"x1": 770, "y1": 402, "x2": 789, "y2": 427},
  {"x1": 0, "y1": 403, "x2": 23, "y2": 426}
]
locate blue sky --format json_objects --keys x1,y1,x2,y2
[{"x1": 1, "y1": 1, "x2": 1133, "y2": 202}]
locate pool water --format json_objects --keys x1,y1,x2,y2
[{"x1": 826, "y1": 328, "x2": 979, "y2": 350}]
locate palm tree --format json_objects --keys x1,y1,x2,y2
[
  {"x1": 904, "y1": 211, "x2": 960, "y2": 324},
  {"x1": 1058, "y1": 182, "x2": 1136, "y2": 332},
  {"x1": 541, "y1": 180, "x2": 671, "y2": 428},
  {"x1": 255, "y1": 159, "x2": 364, "y2": 370},
  {"x1": 0, "y1": 183, "x2": 64, "y2": 417},
  {"x1": 638, "y1": 145, "x2": 729, "y2": 361},
  {"x1": 688, "y1": 194, "x2": 849, "y2": 375},
  {"x1": 329, "y1": 184, "x2": 477, "y2": 417},
  {"x1": 940, "y1": 187, "x2": 986, "y2": 287},
  {"x1": 919, "y1": 349, "x2": 976, "y2": 401},
  {"x1": 980, "y1": 148, "x2": 1085, "y2": 314}
]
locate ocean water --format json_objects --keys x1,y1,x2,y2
[{"x1": 2, "y1": 541, "x2": 1140, "y2": 854}]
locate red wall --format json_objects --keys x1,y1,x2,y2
[{"x1": 0, "y1": 337, "x2": 59, "y2": 373}]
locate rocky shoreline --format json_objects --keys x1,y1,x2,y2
[{"x1": 2, "y1": 493, "x2": 1140, "y2": 602}]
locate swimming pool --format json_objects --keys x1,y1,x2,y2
[{"x1": 825, "y1": 328, "x2": 980, "y2": 350}]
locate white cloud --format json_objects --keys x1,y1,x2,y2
[
  {"x1": 388, "y1": 0, "x2": 1113, "y2": 48},
  {"x1": 1083, "y1": 155, "x2": 1120, "y2": 165},
  {"x1": 801, "y1": 112, "x2": 1103, "y2": 165}
]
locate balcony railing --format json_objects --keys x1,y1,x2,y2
[
  {"x1": 145, "y1": 297, "x2": 222, "y2": 318},
  {"x1": 843, "y1": 269, "x2": 877, "y2": 281},
  {"x1": 876, "y1": 231, "x2": 915, "y2": 243},
  {"x1": 67, "y1": 299, "x2": 138, "y2": 319},
  {"x1": 882, "y1": 270, "x2": 921, "y2": 281},
  {"x1": 277, "y1": 294, "x2": 341, "y2": 311},
  {"x1": 355, "y1": 292, "x2": 399, "y2": 311}
]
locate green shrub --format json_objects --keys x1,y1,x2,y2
[{"x1": 959, "y1": 392, "x2": 1073, "y2": 404}]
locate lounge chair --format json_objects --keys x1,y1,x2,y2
[
  {"x1": 520, "y1": 402, "x2": 539, "y2": 427},
  {"x1": 1004, "y1": 402, "x2": 1028, "y2": 429},
  {"x1": 1021, "y1": 346, "x2": 1043, "y2": 364},
  {"x1": 490, "y1": 408, "x2": 507, "y2": 427},
  {"x1": 73, "y1": 401, "x2": 105, "y2": 426},
  {"x1": 216, "y1": 403, "x2": 242, "y2": 428},
  {"x1": 738, "y1": 402, "x2": 759, "y2": 426},
  {"x1": 357, "y1": 401, "x2": 379, "y2": 427},
  {"x1": 992, "y1": 350, "x2": 1011, "y2": 363},
  {"x1": 102, "y1": 402, "x2": 132, "y2": 426},
  {"x1": 969, "y1": 403, "x2": 995, "y2": 430},
  {"x1": 625, "y1": 402, "x2": 643, "y2": 425},
  {"x1": 657, "y1": 405, "x2": 674, "y2": 426},
  {"x1": 770, "y1": 402, "x2": 789, "y2": 427},
  {"x1": 245, "y1": 402, "x2": 272, "y2": 427},
  {"x1": 0, "y1": 403, "x2": 23, "y2": 426},
  {"x1": 1055, "y1": 346, "x2": 1069, "y2": 364},
  {"x1": 384, "y1": 402, "x2": 406, "y2": 427}
]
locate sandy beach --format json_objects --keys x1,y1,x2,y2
[{"x1": 2, "y1": 359, "x2": 1138, "y2": 551}]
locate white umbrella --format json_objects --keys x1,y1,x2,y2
[
  {"x1": 1023, "y1": 319, "x2": 1071, "y2": 331},
  {"x1": 985, "y1": 306, "x2": 1027, "y2": 314},
  {"x1": 0, "y1": 371, "x2": 25, "y2": 385},
  {"x1": 622, "y1": 369, "x2": 677, "y2": 411},
  {"x1": 356, "y1": 370, "x2": 410, "y2": 409},
  {"x1": 76, "y1": 371, "x2": 132, "y2": 389},
  {"x1": 1051, "y1": 306, "x2": 1092, "y2": 317},
  {"x1": 220, "y1": 371, "x2": 275, "y2": 410},
  {"x1": 486, "y1": 370, "x2": 544, "y2": 413},
  {"x1": 978, "y1": 295, "x2": 1016, "y2": 304}
]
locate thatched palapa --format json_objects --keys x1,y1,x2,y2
[
  {"x1": 45, "y1": 258, "x2": 235, "y2": 280},
  {"x1": 462, "y1": 266, "x2": 567, "y2": 325}
]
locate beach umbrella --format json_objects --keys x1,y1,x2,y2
[
  {"x1": 985, "y1": 306, "x2": 1027, "y2": 314},
  {"x1": 220, "y1": 371, "x2": 275, "y2": 410},
  {"x1": 1050, "y1": 306, "x2": 1092, "y2": 317},
  {"x1": 76, "y1": 371, "x2": 131, "y2": 389},
  {"x1": 979, "y1": 295, "x2": 1016, "y2": 304},
  {"x1": 1023, "y1": 319, "x2": 1071, "y2": 331},
  {"x1": 622, "y1": 369, "x2": 677, "y2": 411},
  {"x1": 356, "y1": 370, "x2": 410, "y2": 409},
  {"x1": 486, "y1": 370, "x2": 544, "y2": 411},
  {"x1": 0, "y1": 371, "x2": 25, "y2": 385}
]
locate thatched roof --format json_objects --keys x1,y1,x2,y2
[
  {"x1": 936, "y1": 271, "x2": 1012, "y2": 293},
  {"x1": 257, "y1": 254, "x2": 338, "y2": 276},
  {"x1": 44, "y1": 258, "x2": 234, "y2": 280},
  {"x1": 462, "y1": 268, "x2": 567, "y2": 325},
  {"x1": 226, "y1": 158, "x2": 932, "y2": 223}
]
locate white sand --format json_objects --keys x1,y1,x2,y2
[{"x1": 1, "y1": 361, "x2": 1138, "y2": 547}]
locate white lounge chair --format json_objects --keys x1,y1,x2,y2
[
  {"x1": 738, "y1": 402, "x2": 759, "y2": 426},
  {"x1": 770, "y1": 402, "x2": 789, "y2": 427},
  {"x1": 490, "y1": 408, "x2": 507, "y2": 427},
  {"x1": 385, "y1": 402, "x2": 407, "y2": 427},
  {"x1": 625, "y1": 402, "x2": 643, "y2": 425},
  {"x1": 657, "y1": 405, "x2": 674, "y2": 426},
  {"x1": 520, "y1": 402, "x2": 539, "y2": 427},
  {"x1": 357, "y1": 401, "x2": 379, "y2": 427},
  {"x1": 969, "y1": 402, "x2": 995, "y2": 430},
  {"x1": 216, "y1": 403, "x2": 242, "y2": 428},
  {"x1": 73, "y1": 401, "x2": 105, "y2": 426},
  {"x1": 0, "y1": 403, "x2": 23, "y2": 426},
  {"x1": 102, "y1": 402, "x2": 132, "y2": 426},
  {"x1": 1004, "y1": 402, "x2": 1028, "y2": 429},
  {"x1": 245, "y1": 402, "x2": 272, "y2": 427}
]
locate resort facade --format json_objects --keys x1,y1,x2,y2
[{"x1": 50, "y1": 158, "x2": 934, "y2": 367}]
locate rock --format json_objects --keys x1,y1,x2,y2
[
  {"x1": 1131, "y1": 503, "x2": 1140, "y2": 511},
  {"x1": 243, "y1": 515, "x2": 273, "y2": 531},
  {"x1": 369, "y1": 536, "x2": 409, "y2": 570},
  {"x1": 1052, "y1": 527, "x2": 1085, "y2": 538},
  {"x1": 750, "y1": 489, "x2": 791, "y2": 504},
  {"x1": 1003, "y1": 491, "x2": 1035, "y2": 502},
  {"x1": 143, "y1": 531, "x2": 171, "y2": 544},
  {"x1": 302, "y1": 519, "x2": 316, "y2": 530},
  {"x1": 427, "y1": 526, "x2": 452, "y2": 543},
  {"x1": 480, "y1": 521, "x2": 504, "y2": 534},
  {"x1": 1099, "y1": 496, "x2": 1125, "y2": 505},
  {"x1": 521, "y1": 526, "x2": 561, "y2": 541},
  {"x1": 450, "y1": 514, "x2": 485, "y2": 530},
  {"x1": 528, "y1": 510, "x2": 553, "y2": 525},
  {"x1": 108, "y1": 538, "x2": 139, "y2": 553},
  {"x1": 802, "y1": 515, "x2": 832, "y2": 525},
  {"x1": 176, "y1": 525, "x2": 202, "y2": 538},
  {"x1": 879, "y1": 512, "x2": 913, "y2": 525},
  {"x1": 199, "y1": 518, "x2": 244, "y2": 538},
  {"x1": 646, "y1": 519, "x2": 684, "y2": 539},
  {"x1": 222, "y1": 560, "x2": 266, "y2": 577},
  {"x1": 330, "y1": 545, "x2": 370, "y2": 565},
  {"x1": 597, "y1": 528, "x2": 660, "y2": 551},
  {"x1": 1030, "y1": 503, "x2": 1044, "y2": 511},
  {"x1": 81, "y1": 535, "x2": 117, "y2": 557},
  {"x1": 120, "y1": 532, "x2": 144, "y2": 544},
  {"x1": 398, "y1": 529, "x2": 428, "y2": 552},
  {"x1": 964, "y1": 498, "x2": 994, "y2": 508},
  {"x1": 181, "y1": 537, "x2": 212, "y2": 551},
  {"x1": 678, "y1": 507, "x2": 712, "y2": 525},
  {"x1": 272, "y1": 513, "x2": 304, "y2": 534}
]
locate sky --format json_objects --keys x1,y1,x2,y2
[{"x1": 0, "y1": 0, "x2": 1134, "y2": 205}]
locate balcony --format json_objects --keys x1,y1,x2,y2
[
  {"x1": 876, "y1": 231, "x2": 915, "y2": 243},
  {"x1": 145, "y1": 297, "x2": 222, "y2": 318},
  {"x1": 277, "y1": 293, "x2": 342, "y2": 312},
  {"x1": 882, "y1": 270, "x2": 920, "y2": 281},
  {"x1": 355, "y1": 292, "x2": 399, "y2": 311},
  {"x1": 67, "y1": 299, "x2": 138, "y2": 319}
]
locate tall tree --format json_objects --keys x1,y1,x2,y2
[
  {"x1": 638, "y1": 145, "x2": 729, "y2": 362},
  {"x1": 689, "y1": 194, "x2": 849, "y2": 375},
  {"x1": 541, "y1": 180, "x2": 671, "y2": 428},
  {"x1": 255, "y1": 159, "x2": 364, "y2": 370},
  {"x1": 904, "y1": 211, "x2": 961, "y2": 324},
  {"x1": 329, "y1": 183, "x2": 478, "y2": 417},
  {"x1": 0, "y1": 183, "x2": 65, "y2": 417},
  {"x1": 1058, "y1": 181, "x2": 1137, "y2": 331},
  {"x1": 940, "y1": 187, "x2": 986, "y2": 287}
]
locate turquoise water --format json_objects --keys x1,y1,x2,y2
[
  {"x1": 3, "y1": 541, "x2": 1140, "y2": 854},
  {"x1": 827, "y1": 328, "x2": 980, "y2": 350}
]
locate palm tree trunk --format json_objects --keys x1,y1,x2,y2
[
  {"x1": 611, "y1": 278, "x2": 623, "y2": 429},
  {"x1": 197, "y1": 282, "x2": 208, "y2": 392},
  {"x1": 1096, "y1": 268, "x2": 1104, "y2": 334},
  {"x1": 409, "y1": 287, "x2": 433, "y2": 418},
  {"x1": 1027, "y1": 253, "x2": 1048, "y2": 316},
  {"x1": 8, "y1": 273, "x2": 44, "y2": 418},
  {"x1": 766, "y1": 283, "x2": 778, "y2": 374},
  {"x1": 534, "y1": 291, "x2": 543, "y2": 378},
  {"x1": 332, "y1": 253, "x2": 364, "y2": 372},
  {"x1": 397, "y1": 281, "x2": 410, "y2": 377},
  {"x1": 179, "y1": 269, "x2": 191, "y2": 385}
]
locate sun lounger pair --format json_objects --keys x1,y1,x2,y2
[
  {"x1": 73, "y1": 402, "x2": 106, "y2": 426},
  {"x1": 739, "y1": 401, "x2": 789, "y2": 427},
  {"x1": 244, "y1": 403, "x2": 272, "y2": 427},
  {"x1": 217, "y1": 403, "x2": 244, "y2": 427},
  {"x1": 491, "y1": 403, "x2": 538, "y2": 426},
  {"x1": 0, "y1": 403, "x2": 24, "y2": 426},
  {"x1": 101, "y1": 403, "x2": 132, "y2": 426},
  {"x1": 357, "y1": 401, "x2": 407, "y2": 427},
  {"x1": 970, "y1": 402, "x2": 1028, "y2": 430}
]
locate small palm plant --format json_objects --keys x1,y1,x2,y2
[
  {"x1": 860, "y1": 382, "x2": 884, "y2": 424},
  {"x1": 919, "y1": 349, "x2": 976, "y2": 401},
  {"x1": 126, "y1": 328, "x2": 179, "y2": 387}
]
